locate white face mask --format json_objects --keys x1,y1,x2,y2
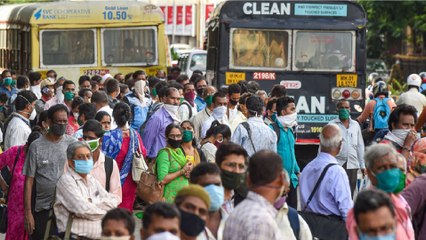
[
  {"x1": 29, "y1": 108, "x2": 37, "y2": 120},
  {"x1": 163, "y1": 104, "x2": 180, "y2": 123},
  {"x1": 213, "y1": 106, "x2": 227, "y2": 119},
  {"x1": 146, "y1": 232, "x2": 180, "y2": 240},
  {"x1": 277, "y1": 112, "x2": 298, "y2": 127},
  {"x1": 134, "y1": 80, "x2": 146, "y2": 96},
  {"x1": 100, "y1": 236, "x2": 131, "y2": 240},
  {"x1": 73, "y1": 112, "x2": 79, "y2": 120}
]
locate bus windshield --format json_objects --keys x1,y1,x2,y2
[
  {"x1": 41, "y1": 29, "x2": 96, "y2": 66},
  {"x1": 102, "y1": 27, "x2": 158, "y2": 66},
  {"x1": 293, "y1": 31, "x2": 355, "y2": 72},
  {"x1": 231, "y1": 29, "x2": 289, "y2": 69}
]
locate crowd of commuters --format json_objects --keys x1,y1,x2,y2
[{"x1": 0, "y1": 68, "x2": 425, "y2": 240}]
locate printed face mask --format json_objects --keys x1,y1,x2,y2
[{"x1": 85, "y1": 138, "x2": 100, "y2": 152}]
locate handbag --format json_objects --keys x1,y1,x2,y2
[
  {"x1": 131, "y1": 129, "x2": 148, "y2": 182},
  {"x1": 0, "y1": 146, "x2": 22, "y2": 233},
  {"x1": 137, "y1": 150, "x2": 172, "y2": 204},
  {"x1": 298, "y1": 163, "x2": 348, "y2": 240}
]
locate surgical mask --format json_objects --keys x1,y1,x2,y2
[
  {"x1": 338, "y1": 108, "x2": 350, "y2": 120},
  {"x1": 277, "y1": 112, "x2": 298, "y2": 127},
  {"x1": 146, "y1": 231, "x2": 179, "y2": 240},
  {"x1": 204, "y1": 184, "x2": 225, "y2": 212},
  {"x1": 23, "y1": 107, "x2": 37, "y2": 120},
  {"x1": 373, "y1": 168, "x2": 402, "y2": 193},
  {"x1": 179, "y1": 209, "x2": 206, "y2": 237},
  {"x1": 64, "y1": 91, "x2": 74, "y2": 101},
  {"x1": 100, "y1": 236, "x2": 131, "y2": 240},
  {"x1": 393, "y1": 171, "x2": 406, "y2": 193},
  {"x1": 213, "y1": 106, "x2": 227, "y2": 119},
  {"x1": 86, "y1": 138, "x2": 100, "y2": 152},
  {"x1": 3, "y1": 77, "x2": 12, "y2": 86},
  {"x1": 73, "y1": 159, "x2": 94, "y2": 174},
  {"x1": 168, "y1": 138, "x2": 182, "y2": 148},
  {"x1": 358, "y1": 231, "x2": 396, "y2": 240},
  {"x1": 50, "y1": 123, "x2": 67, "y2": 136},
  {"x1": 182, "y1": 130, "x2": 193, "y2": 143},
  {"x1": 204, "y1": 95, "x2": 213, "y2": 106},
  {"x1": 221, "y1": 170, "x2": 244, "y2": 190}
]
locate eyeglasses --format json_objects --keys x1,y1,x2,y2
[{"x1": 223, "y1": 162, "x2": 246, "y2": 171}]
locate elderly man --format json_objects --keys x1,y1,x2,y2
[
  {"x1": 299, "y1": 124, "x2": 352, "y2": 239},
  {"x1": 54, "y1": 142, "x2": 121, "y2": 239},
  {"x1": 346, "y1": 144, "x2": 415, "y2": 240}
]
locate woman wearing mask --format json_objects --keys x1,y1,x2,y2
[
  {"x1": 156, "y1": 123, "x2": 192, "y2": 203},
  {"x1": 66, "y1": 96, "x2": 84, "y2": 136},
  {"x1": 102, "y1": 103, "x2": 146, "y2": 211},
  {"x1": 180, "y1": 121, "x2": 206, "y2": 166},
  {"x1": 200, "y1": 121, "x2": 232, "y2": 163},
  {"x1": 0, "y1": 130, "x2": 42, "y2": 240},
  {"x1": 95, "y1": 111, "x2": 112, "y2": 132}
]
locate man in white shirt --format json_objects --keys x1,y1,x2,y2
[
  {"x1": 191, "y1": 86, "x2": 216, "y2": 142},
  {"x1": 55, "y1": 141, "x2": 120, "y2": 239},
  {"x1": 4, "y1": 90, "x2": 37, "y2": 150},
  {"x1": 397, "y1": 73, "x2": 426, "y2": 115},
  {"x1": 201, "y1": 92, "x2": 230, "y2": 139},
  {"x1": 329, "y1": 100, "x2": 365, "y2": 197},
  {"x1": 178, "y1": 83, "x2": 198, "y2": 121},
  {"x1": 92, "y1": 91, "x2": 117, "y2": 129},
  {"x1": 29, "y1": 72, "x2": 42, "y2": 99}
]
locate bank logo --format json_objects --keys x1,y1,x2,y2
[{"x1": 34, "y1": 9, "x2": 42, "y2": 20}]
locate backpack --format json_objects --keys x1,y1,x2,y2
[
  {"x1": 104, "y1": 156, "x2": 114, "y2": 192},
  {"x1": 179, "y1": 101, "x2": 193, "y2": 119},
  {"x1": 288, "y1": 206, "x2": 300, "y2": 240},
  {"x1": 372, "y1": 97, "x2": 391, "y2": 130}
]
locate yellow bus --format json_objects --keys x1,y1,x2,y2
[{"x1": 0, "y1": 1, "x2": 168, "y2": 80}]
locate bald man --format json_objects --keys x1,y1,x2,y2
[{"x1": 300, "y1": 123, "x2": 352, "y2": 219}]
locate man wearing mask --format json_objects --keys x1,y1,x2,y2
[
  {"x1": 381, "y1": 104, "x2": 418, "y2": 160},
  {"x1": 191, "y1": 86, "x2": 216, "y2": 142},
  {"x1": 223, "y1": 150, "x2": 285, "y2": 240},
  {"x1": 35, "y1": 78, "x2": 55, "y2": 115},
  {"x1": 92, "y1": 91, "x2": 117, "y2": 130},
  {"x1": 174, "y1": 185, "x2": 211, "y2": 240},
  {"x1": 143, "y1": 87, "x2": 181, "y2": 160},
  {"x1": 73, "y1": 103, "x2": 97, "y2": 139},
  {"x1": 156, "y1": 70, "x2": 167, "y2": 81},
  {"x1": 190, "y1": 163, "x2": 225, "y2": 239},
  {"x1": 272, "y1": 96, "x2": 300, "y2": 208},
  {"x1": 105, "y1": 78, "x2": 120, "y2": 109},
  {"x1": 329, "y1": 100, "x2": 365, "y2": 198},
  {"x1": 4, "y1": 90, "x2": 37, "y2": 150},
  {"x1": 44, "y1": 79, "x2": 75, "y2": 112},
  {"x1": 227, "y1": 84, "x2": 246, "y2": 133},
  {"x1": 23, "y1": 104, "x2": 77, "y2": 239},
  {"x1": 264, "y1": 98, "x2": 277, "y2": 125},
  {"x1": 232, "y1": 95, "x2": 277, "y2": 156},
  {"x1": 0, "y1": 76, "x2": 17, "y2": 98},
  {"x1": 346, "y1": 144, "x2": 415, "y2": 239},
  {"x1": 29, "y1": 72, "x2": 42, "y2": 99},
  {"x1": 55, "y1": 142, "x2": 120, "y2": 239},
  {"x1": 124, "y1": 71, "x2": 151, "y2": 132},
  {"x1": 178, "y1": 83, "x2": 198, "y2": 121},
  {"x1": 141, "y1": 202, "x2": 181, "y2": 240},
  {"x1": 194, "y1": 78, "x2": 208, "y2": 112},
  {"x1": 201, "y1": 92, "x2": 230, "y2": 139}
]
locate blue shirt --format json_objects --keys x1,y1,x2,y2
[
  {"x1": 299, "y1": 152, "x2": 352, "y2": 219},
  {"x1": 142, "y1": 107, "x2": 173, "y2": 158},
  {"x1": 0, "y1": 86, "x2": 17, "y2": 98},
  {"x1": 194, "y1": 96, "x2": 206, "y2": 112},
  {"x1": 231, "y1": 117, "x2": 277, "y2": 156}
]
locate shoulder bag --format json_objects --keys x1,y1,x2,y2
[
  {"x1": 131, "y1": 129, "x2": 148, "y2": 182},
  {"x1": 298, "y1": 163, "x2": 348, "y2": 240}
]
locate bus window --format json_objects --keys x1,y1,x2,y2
[
  {"x1": 190, "y1": 54, "x2": 206, "y2": 72},
  {"x1": 102, "y1": 27, "x2": 157, "y2": 66},
  {"x1": 293, "y1": 31, "x2": 355, "y2": 72},
  {"x1": 231, "y1": 29, "x2": 289, "y2": 69},
  {"x1": 40, "y1": 29, "x2": 96, "y2": 67}
]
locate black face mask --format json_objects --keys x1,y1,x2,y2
[
  {"x1": 168, "y1": 138, "x2": 182, "y2": 148},
  {"x1": 50, "y1": 123, "x2": 66, "y2": 136},
  {"x1": 196, "y1": 88, "x2": 204, "y2": 96},
  {"x1": 221, "y1": 170, "x2": 245, "y2": 190},
  {"x1": 229, "y1": 99, "x2": 239, "y2": 106},
  {"x1": 179, "y1": 209, "x2": 205, "y2": 237}
]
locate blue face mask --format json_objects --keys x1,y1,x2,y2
[
  {"x1": 358, "y1": 231, "x2": 396, "y2": 240},
  {"x1": 204, "y1": 184, "x2": 224, "y2": 212},
  {"x1": 374, "y1": 168, "x2": 401, "y2": 193},
  {"x1": 73, "y1": 159, "x2": 94, "y2": 174}
]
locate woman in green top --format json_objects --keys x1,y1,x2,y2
[{"x1": 156, "y1": 123, "x2": 193, "y2": 203}]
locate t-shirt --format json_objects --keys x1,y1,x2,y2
[{"x1": 22, "y1": 135, "x2": 77, "y2": 212}]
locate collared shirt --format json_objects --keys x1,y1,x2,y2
[
  {"x1": 142, "y1": 107, "x2": 173, "y2": 158},
  {"x1": 4, "y1": 113, "x2": 31, "y2": 150},
  {"x1": 90, "y1": 152, "x2": 122, "y2": 199},
  {"x1": 231, "y1": 117, "x2": 277, "y2": 156},
  {"x1": 98, "y1": 105, "x2": 117, "y2": 130},
  {"x1": 397, "y1": 88, "x2": 426, "y2": 115},
  {"x1": 44, "y1": 95, "x2": 67, "y2": 111},
  {"x1": 276, "y1": 203, "x2": 313, "y2": 240},
  {"x1": 191, "y1": 108, "x2": 212, "y2": 142},
  {"x1": 0, "y1": 86, "x2": 17, "y2": 98},
  {"x1": 228, "y1": 109, "x2": 246, "y2": 134},
  {"x1": 329, "y1": 118, "x2": 365, "y2": 169},
  {"x1": 300, "y1": 152, "x2": 353, "y2": 219},
  {"x1": 178, "y1": 99, "x2": 198, "y2": 121},
  {"x1": 54, "y1": 169, "x2": 120, "y2": 239},
  {"x1": 194, "y1": 96, "x2": 206, "y2": 112},
  {"x1": 223, "y1": 191, "x2": 282, "y2": 240},
  {"x1": 31, "y1": 85, "x2": 42, "y2": 99}
]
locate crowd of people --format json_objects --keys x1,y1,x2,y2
[{"x1": 0, "y1": 67, "x2": 425, "y2": 240}]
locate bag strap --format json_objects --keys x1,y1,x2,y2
[
  {"x1": 180, "y1": 101, "x2": 193, "y2": 119},
  {"x1": 287, "y1": 206, "x2": 300, "y2": 240},
  {"x1": 6, "y1": 146, "x2": 22, "y2": 203},
  {"x1": 104, "y1": 156, "x2": 114, "y2": 192},
  {"x1": 271, "y1": 122, "x2": 281, "y2": 142},
  {"x1": 64, "y1": 214, "x2": 73, "y2": 240},
  {"x1": 303, "y1": 163, "x2": 336, "y2": 212},
  {"x1": 241, "y1": 122, "x2": 256, "y2": 152}
]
